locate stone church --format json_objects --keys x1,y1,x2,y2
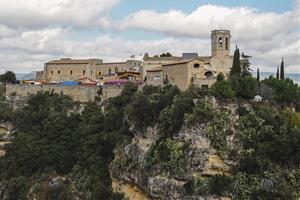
[
  {"x1": 41, "y1": 30, "x2": 233, "y2": 90},
  {"x1": 145, "y1": 30, "x2": 233, "y2": 90}
]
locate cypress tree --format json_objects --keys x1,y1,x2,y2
[
  {"x1": 276, "y1": 66, "x2": 280, "y2": 79},
  {"x1": 257, "y1": 68, "x2": 260, "y2": 82},
  {"x1": 280, "y1": 57, "x2": 284, "y2": 80},
  {"x1": 230, "y1": 46, "x2": 241, "y2": 77}
]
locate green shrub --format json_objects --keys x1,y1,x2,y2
[
  {"x1": 185, "y1": 99, "x2": 214, "y2": 126},
  {"x1": 211, "y1": 80, "x2": 235, "y2": 99},
  {"x1": 207, "y1": 112, "x2": 232, "y2": 157},
  {"x1": 238, "y1": 76, "x2": 258, "y2": 99},
  {"x1": 148, "y1": 138, "x2": 190, "y2": 176}
]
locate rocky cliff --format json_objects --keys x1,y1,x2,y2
[{"x1": 111, "y1": 123, "x2": 233, "y2": 200}]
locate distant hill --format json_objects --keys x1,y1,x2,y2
[{"x1": 16, "y1": 72, "x2": 37, "y2": 80}]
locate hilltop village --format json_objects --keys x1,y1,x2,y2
[
  {"x1": 6, "y1": 30, "x2": 234, "y2": 102},
  {"x1": 1, "y1": 30, "x2": 300, "y2": 199}
]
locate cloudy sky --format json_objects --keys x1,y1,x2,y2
[{"x1": 0, "y1": 0, "x2": 299, "y2": 74}]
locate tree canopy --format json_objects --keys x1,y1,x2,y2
[{"x1": 0, "y1": 71, "x2": 16, "y2": 83}]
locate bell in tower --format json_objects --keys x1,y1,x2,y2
[{"x1": 211, "y1": 30, "x2": 231, "y2": 57}]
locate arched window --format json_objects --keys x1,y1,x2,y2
[
  {"x1": 194, "y1": 63, "x2": 200, "y2": 68},
  {"x1": 115, "y1": 67, "x2": 119, "y2": 73},
  {"x1": 204, "y1": 71, "x2": 213, "y2": 79},
  {"x1": 51, "y1": 71, "x2": 53, "y2": 75},
  {"x1": 219, "y1": 37, "x2": 223, "y2": 49},
  {"x1": 164, "y1": 74, "x2": 169, "y2": 84},
  {"x1": 108, "y1": 69, "x2": 112, "y2": 74},
  {"x1": 91, "y1": 70, "x2": 93, "y2": 75},
  {"x1": 70, "y1": 70, "x2": 73, "y2": 75},
  {"x1": 225, "y1": 38, "x2": 229, "y2": 50},
  {"x1": 58, "y1": 70, "x2": 61, "y2": 75},
  {"x1": 83, "y1": 70, "x2": 86, "y2": 75},
  {"x1": 98, "y1": 72, "x2": 102, "y2": 76}
]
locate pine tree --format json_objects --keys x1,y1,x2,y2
[
  {"x1": 241, "y1": 53, "x2": 252, "y2": 77},
  {"x1": 230, "y1": 46, "x2": 241, "y2": 77},
  {"x1": 257, "y1": 68, "x2": 260, "y2": 82},
  {"x1": 280, "y1": 57, "x2": 285, "y2": 80},
  {"x1": 276, "y1": 66, "x2": 280, "y2": 79}
]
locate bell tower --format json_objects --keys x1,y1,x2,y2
[{"x1": 211, "y1": 30, "x2": 231, "y2": 57}]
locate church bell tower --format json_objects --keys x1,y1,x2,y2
[{"x1": 211, "y1": 30, "x2": 231, "y2": 57}]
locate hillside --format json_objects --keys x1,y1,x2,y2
[{"x1": 0, "y1": 75, "x2": 299, "y2": 199}]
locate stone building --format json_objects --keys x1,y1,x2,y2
[
  {"x1": 43, "y1": 58, "x2": 143, "y2": 82},
  {"x1": 42, "y1": 29, "x2": 233, "y2": 91},
  {"x1": 145, "y1": 30, "x2": 233, "y2": 90}
]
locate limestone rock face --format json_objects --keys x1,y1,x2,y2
[
  {"x1": 110, "y1": 124, "x2": 232, "y2": 200},
  {"x1": 0, "y1": 122, "x2": 14, "y2": 157}
]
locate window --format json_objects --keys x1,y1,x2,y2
[
  {"x1": 70, "y1": 70, "x2": 73, "y2": 75},
  {"x1": 83, "y1": 70, "x2": 85, "y2": 75},
  {"x1": 91, "y1": 70, "x2": 93, "y2": 75},
  {"x1": 51, "y1": 71, "x2": 53, "y2": 75},
  {"x1": 154, "y1": 75, "x2": 161, "y2": 81},
  {"x1": 204, "y1": 71, "x2": 213, "y2": 79},
  {"x1": 219, "y1": 37, "x2": 223, "y2": 49},
  {"x1": 58, "y1": 70, "x2": 61, "y2": 75},
  {"x1": 201, "y1": 85, "x2": 209, "y2": 90},
  {"x1": 225, "y1": 38, "x2": 229, "y2": 50},
  {"x1": 194, "y1": 63, "x2": 200, "y2": 68},
  {"x1": 164, "y1": 74, "x2": 169, "y2": 84},
  {"x1": 108, "y1": 69, "x2": 112, "y2": 74},
  {"x1": 98, "y1": 72, "x2": 102, "y2": 76},
  {"x1": 115, "y1": 67, "x2": 119, "y2": 73}
]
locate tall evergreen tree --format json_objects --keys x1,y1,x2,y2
[
  {"x1": 230, "y1": 46, "x2": 241, "y2": 77},
  {"x1": 241, "y1": 53, "x2": 252, "y2": 77},
  {"x1": 276, "y1": 66, "x2": 280, "y2": 79},
  {"x1": 280, "y1": 57, "x2": 285, "y2": 80},
  {"x1": 257, "y1": 68, "x2": 260, "y2": 82}
]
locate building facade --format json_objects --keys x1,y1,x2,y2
[
  {"x1": 43, "y1": 59, "x2": 143, "y2": 82},
  {"x1": 145, "y1": 30, "x2": 233, "y2": 90},
  {"x1": 41, "y1": 29, "x2": 233, "y2": 91}
]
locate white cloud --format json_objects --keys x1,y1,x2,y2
[
  {"x1": 116, "y1": 3, "x2": 300, "y2": 73},
  {"x1": 119, "y1": 4, "x2": 299, "y2": 40},
  {"x1": 0, "y1": 0, "x2": 299, "y2": 75},
  {"x1": 0, "y1": 0, "x2": 119, "y2": 29}
]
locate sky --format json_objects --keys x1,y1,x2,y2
[{"x1": 0, "y1": 0, "x2": 299, "y2": 74}]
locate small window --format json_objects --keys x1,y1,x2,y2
[
  {"x1": 154, "y1": 75, "x2": 161, "y2": 81},
  {"x1": 115, "y1": 67, "x2": 119, "y2": 73},
  {"x1": 204, "y1": 71, "x2": 213, "y2": 79},
  {"x1": 91, "y1": 70, "x2": 93, "y2": 75},
  {"x1": 201, "y1": 85, "x2": 209, "y2": 90},
  {"x1": 225, "y1": 38, "x2": 229, "y2": 50},
  {"x1": 83, "y1": 70, "x2": 85, "y2": 75},
  {"x1": 194, "y1": 63, "x2": 200, "y2": 68},
  {"x1": 51, "y1": 71, "x2": 53, "y2": 75},
  {"x1": 164, "y1": 74, "x2": 169, "y2": 84},
  {"x1": 98, "y1": 72, "x2": 102, "y2": 76},
  {"x1": 70, "y1": 70, "x2": 73, "y2": 75},
  {"x1": 219, "y1": 37, "x2": 223, "y2": 49},
  {"x1": 108, "y1": 69, "x2": 112, "y2": 74},
  {"x1": 58, "y1": 70, "x2": 60, "y2": 75}
]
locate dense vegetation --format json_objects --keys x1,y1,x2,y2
[
  {"x1": 0, "y1": 85, "x2": 138, "y2": 200},
  {"x1": 0, "y1": 57, "x2": 299, "y2": 199},
  {"x1": 0, "y1": 71, "x2": 16, "y2": 84}
]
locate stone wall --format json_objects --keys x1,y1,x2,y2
[
  {"x1": 5, "y1": 84, "x2": 124, "y2": 103},
  {"x1": 0, "y1": 84, "x2": 5, "y2": 96}
]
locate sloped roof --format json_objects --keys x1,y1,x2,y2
[
  {"x1": 162, "y1": 57, "x2": 211, "y2": 67},
  {"x1": 147, "y1": 67, "x2": 162, "y2": 72},
  {"x1": 46, "y1": 58, "x2": 103, "y2": 65}
]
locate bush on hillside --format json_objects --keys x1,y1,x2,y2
[{"x1": 210, "y1": 80, "x2": 235, "y2": 99}]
